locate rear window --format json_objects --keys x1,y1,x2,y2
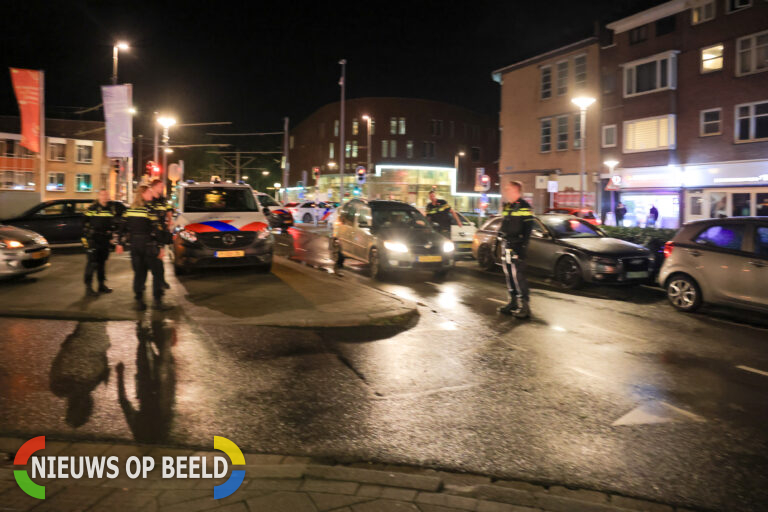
[
  {"x1": 693, "y1": 224, "x2": 745, "y2": 251},
  {"x1": 256, "y1": 195, "x2": 280, "y2": 207},
  {"x1": 184, "y1": 188, "x2": 258, "y2": 212}
]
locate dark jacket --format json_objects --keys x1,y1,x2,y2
[
  {"x1": 425, "y1": 199, "x2": 453, "y2": 232},
  {"x1": 82, "y1": 201, "x2": 123, "y2": 248},
  {"x1": 499, "y1": 198, "x2": 534, "y2": 248},
  {"x1": 119, "y1": 203, "x2": 166, "y2": 249}
]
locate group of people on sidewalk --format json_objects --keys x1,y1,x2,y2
[{"x1": 81, "y1": 179, "x2": 173, "y2": 311}]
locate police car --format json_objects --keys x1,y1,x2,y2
[{"x1": 171, "y1": 181, "x2": 275, "y2": 274}]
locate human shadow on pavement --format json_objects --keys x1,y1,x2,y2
[
  {"x1": 116, "y1": 319, "x2": 177, "y2": 443},
  {"x1": 49, "y1": 322, "x2": 111, "y2": 428}
]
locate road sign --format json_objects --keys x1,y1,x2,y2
[
  {"x1": 605, "y1": 175, "x2": 622, "y2": 191},
  {"x1": 168, "y1": 163, "x2": 182, "y2": 182},
  {"x1": 547, "y1": 180, "x2": 559, "y2": 193},
  {"x1": 535, "y1": 176, "x2": 548, "y2": 189}
]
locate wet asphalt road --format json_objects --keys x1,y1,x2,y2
[{"x1": 1, "y1": 229, "x2": 768, "y2": 511}]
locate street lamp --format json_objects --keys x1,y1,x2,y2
[
  {"x1": 261, "y1": 170, "x2": 269, "y2": 176},
  {"x1": 571, "y1": 96, "x2": 596, "y2": 209},
  {"x1": 604, "y1": 159, "x2": 620, "y2": 224},
  {"x1": 112, "y1": 42, "x2": 129, "y2": 85},
  {"x1": 128, "y1": 106, "x2": 137, "y2": 115},
  {"x1": 362, "y1": 114, "x2": 372, "y2": 197},
  {"x1": 454, "y1": 150, "x2": 465, "y2": 195},
  {"x1": 156, "y1": 116, "x2": 177, "y2": 193},
  {"x1": 242, "y1": 176, "x2": 249, "y2": 181},
  {"x1": 273, "y1": 182, "x2": 282, "y2": 201}
]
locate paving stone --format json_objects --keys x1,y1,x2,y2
[
  {"x1": 33, "y1": 485, "x2": 113, "y2": 511},
  {"x1": 208, "y1": 503, "x2": 248, "y2": 512},
  {"x1": 548, "y1": 486, "x2": 608, "y2": 504},
  {"x1": 301, "y1": 478, "x2": 359, "y2": 495},
  {"x1": 149, "y1": 478, "x2": 202, "y2": 490},
  {"x1": 243, "y1": 453, "x2": 285, "y2": 465},
  {"x1": 474, "y1": 485, "x2": 538, "y2": 508},
  {"x1": 419, "y1": 505, "x2": 468, "y2": 512},
  {"x1": 0, "y1": 486, "x2": 46, "y2": 512},
  {"x1": 58, "y1": 442, "x2": 113, "y2": 457},
  {"x1": 433, "y1": 471, "x2": 492, "y2": 487},
  {"x1": 610, "y1": 496, "x2": 674, "y2": 512},
  {"x1": 416, "y1": 491, "x2": 479, "y2": 510},
  {"x1": 158, "y1": 494, "x2": 232, "y2": 512},
  {"x1": 305, "y1": 465, "x2": 441, "y2": 491},
  {"x1": 0, "y1": 480, "x2": 15, "y2": 492},
  {"x1": 244, "y1": 464, "x2": 306, "y2": 478},
  {"x1": 0, "y1": 437, "x2": 26, "y2": 452},
  {"x1": 357, "y1": 484, "x2": 419, "y2": 501},
  {"x1": 157, "y1": 489, "x2": 211, "y2": 506},
  {"x1": 351, "y1": 499, "x2": 421, "y2": 512},
  {"x1": 246, "y1": 491, "x2": 319, "y2": 512},
  {"x1": 494, "y1": 481, "x2": 549, "y2": 494},
  {"x1": 535, "y1": 494, "x2": 625, "y2": 512},
  {"x1": 247, "y1": 478, "x2": 303, "y2": 492},
  {"x1": 477, "y1": 501, "x2": 542, "y2": 512},
  {"x1": 104, "y1": 444, "x2": 154, "y2": 459},
  {"x1": 88, "y1": 488, "x2": 158, "y2": 512},
  {"x1": 282, "y1": 455, "x2": 313, "y2": 464},
  {"x1": 308, "y1": 492, "x2": 373, "y2": 511}
]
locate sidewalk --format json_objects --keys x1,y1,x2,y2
[{"x1": 0, "y1": 437, "x2": 691, "y2": 512}]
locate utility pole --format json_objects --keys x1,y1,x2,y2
[
  {"x1": 282, "y1": 116, "x2": 289, "y2": 191},
  {"x1": 235, "y1": 151, "x2": 240, "y2": 182},
  {"x1": 339, "y1": 59, "x2": 346, "y2": 203}
]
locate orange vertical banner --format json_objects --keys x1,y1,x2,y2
[{"x1": 9, "y1": 68, "x2": 42, "y2": 153}]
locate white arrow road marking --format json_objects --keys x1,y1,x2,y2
[
  {"x1": 612, "y1": 401, "x2": 705, "y2": 426},
  {"x1": 736, "y1": 365, "x2": 768, "y2": 377}
]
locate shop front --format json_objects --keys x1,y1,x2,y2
[
  {"x1": 681, "y1": 160, "x2": 768, "y2": 222},
  {"x1": 604, "y1": 167, "x2": 683, "y2": 228}
]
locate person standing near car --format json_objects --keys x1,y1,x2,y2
[
  {"x1": 498, "y1": 181, "x2": 534, "y2": 319},
  {"x1": 116, "y1": 185, "x2": 169, "y2": 311},
  {"x1": 425, "y1": 190, "x2": 462, "y2": 238},
  {"x1": 82, "y1": 189, "x2": 121, "y2": 296},
  {"x1": 149, "y1": 179, "x2": 172, "y2": 290},
  {"x1": 648, "y1": 205, "x2": 659, "y2": 227},
  {"x1": 615, "y1": 202, "x2": 627, "y2": 226}
]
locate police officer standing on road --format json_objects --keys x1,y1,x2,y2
[
  {"x1": 82, "y1": 189, "x2": 122, "y2": 296},
  {"x1": 498, "y1": 180, "x2": 534, "y2": 319},
  {"x1": 425, "y1": 190, "x2": 462, "y2": 238},
  {"x1": 116, "y1": 184, "x2": 170, "y2": 311},
  {"x1": 149, "y1": 179, "x2": 172, "y2": 290}
]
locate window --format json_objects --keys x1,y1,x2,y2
[
  {"x1": 76, "y1": 143, "x2": 93, "y2": 163},
  {"x1": 623, "y1": 52, "x2": 677, "y2": 97},
  {"x1": 406, "y1": 140, "x2": 414, "y2": 158},
  {"x1": 352, "y1": 119, "x2": 359, "y2": 136},
  {"x1": 370, "y1": 118, "x2": 375, "y2": 135},
  {"x1": 0, "y1": 170, "x2": 34, "y2": 190},
  {"x1": 431, "y1": 119, "x2": 444, "y2": 137},
  {"x1": 755, "y1": 226, "x2": 768, "y2": 258},
  {"x1": 602, "y1": 125, "x2": 617, "y2": 147},
  {"x1": 390, "y1": 117, "x2": 397, "y2": 135},
  {"x1": 692, "y1": 1, "x2": 715, "y2": 23},
  {"x1": 345, "y1": 141, "x2": 351, "y2": 158},
  {"x1": 726, "y1": 0, "x2": 752, "y2": 13},
  {"x1": 100, "y1": 173, "x2": 109, "y2": 190},
  {"x1": 700, "y1": 108, "x2": 722, "y2": 135},
  {"x1": 573, "y1": 114, "x2": 582, "y2": 149},
  {"x1": 47, "y1": 172, "x2": 66, "y2": 191},
  {"x1": 289, "y1": 135, "x2": 295, "y2": 149},
  {"x1": 556, "y1": 115, "x2": 569, "y2": 151},
  {"x1": 423, "y1": 141, "x2": 436, "y2": 158},
  {"x1": 629, "y1": 24, "x2": 649, "y2": 44},
  {"x1": 701, "y1": 44, "x2": 724, "y2": 72},
  {"x1": 758, "y1": 194, "x2": 768, "y2": 216},
  {"x1": 352, "y1": 141, "x2": 358, "y2": 158},
  {"x1": 382, "y1": 140, "x2": 389, "y2": 158},
  {"x1": 398, "y1": 117, "x2": 406, "y2": 135},
  {"x1": 329, "y1": 143, "x2": 335, "y2": 159},
  {"x1": 691, "y1": 196, "x2": 703, "y2": 216},
  {"x1": 540, "y1": 66, "x2": 552, "y2": 99},
  {"x1": 334, "y1": 120, "x2": 339, "y2": 137},
  {"x1": 470, "y1": 147, "x2": 481, "y2": 162},
  {"x1": 34, "y1": 203, "x2": 67, "y2": 216},
  {"x1": 48, "y1": 142, "x2": 66, "y2": 161},
  {"x1": 735, "y1": 100, "x2": 768, "y2": 142},
  {"x1": 655, "y1": 15, "x2": 676, "y2": 36},
  {"x1": 556, "y1": 61, "x2": 568, "y2": 96},
  {"x1": 603, "y1": 72, "x2": 618, "y2": 93},
  {"x1": 694, "y1": 224, "x2": 745, "y2": 250},
  {"x1": 732, "y1": 193, "x2": 751, "y2": 216},
  {"x1": 573, "y1": 55, "x2": 587, "y2": 91},
  {"x1": 389, "y1": 140, "x2": 397, "y2": 158},
  {"x1": 623, "y1": 115, "x2": 676, "y2": 153},
  {"x1": 736, "y1": 30, "x2": 768, "y2": 76},
  {"x1": 75, "y1": 173, "x2": 92, "y2": 192},
  {"x1": 540, "y1": 118, "x2": 552, "y2": 152},
  {"x1": 449, "y1": 121, "x2": 455, "y2": 138}
]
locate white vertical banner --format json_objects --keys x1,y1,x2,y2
[{"x1": 101, "y1": 84, "x2": 133, "y2": 158}]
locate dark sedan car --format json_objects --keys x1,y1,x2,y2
[
  {"x1": 2, "y1": 199, "x2": 94, "y2": 245},
  {"x1": 472, "y1": 214, "x2": 653, "y2": 288}
]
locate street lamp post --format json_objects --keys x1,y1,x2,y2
[
  {"x1": 571, "y1": 96, "x2": 596, "y2": 210},
  {"x1": 362, "y1": 114, "x2": 372, "y2": 198},
  {"x1": 338, "y1": 59, "x2": 346, "y2": 203},
  {"x1": 604, "y1": 159, "x2": 619, "y2": 225},
  {"x1": 157, "y1": 116, "x2": 176, "y2": 194},
  {"x1": 112, "y1": 42, "x2": 129, "y2": 85}
]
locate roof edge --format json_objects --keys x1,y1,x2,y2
[{"x1": 491, "y1": 37, "x2": 598, "y2": 82}]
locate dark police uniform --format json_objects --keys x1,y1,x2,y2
[
  {"x1": 82, "y1": 201, "x2": 122, "y2": 293},
  {"x1": 150, "y1": 196, "x2": 172, "y2": 289},
  {"x1": 120, "y1": 203, "x2": 167, "y2": 306},
  {"x1": 425, "y1": 199, "x2": 453, "y2": 237},
  {"x1": 498, "y1": 198, "x2": 534, "y2": 317}
]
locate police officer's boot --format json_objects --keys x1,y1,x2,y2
[
  {"x1": 85, "y1": 284, "x2": 98, "y2": 297},
  {"x1": 152, "y1": 297, "x2": 173, "y2": 311},
  {"x1": 134, "y1": 296, "x2": 147, "y2": 311},
  {"x1": 98, "y1": 283, "x2": 113, "y2": 294},
  {"x1": 514, "y1": 298, "x2": 531, "y2": 319},
  {"x1": 498, "y1": 298, "x2": 520, "y2": 316}
]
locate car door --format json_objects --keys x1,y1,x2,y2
[
  {"x1": 688, "y1": 222, "x2": 751, "y2": 305},
  {"x1": 526, "y1": 218, "x2": 557, "y2": 272},
  {"x1": 744, "y1": 223, "x2": 768, "y2": 309},
  {"x1": 354, "y1": 206, "x2": 374, "y2": 261},
  {"x1": 337, "y1": 203, "x2": 358, "y2": 258}
]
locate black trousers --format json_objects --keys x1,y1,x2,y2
[
  {"x1": 130, "y1": 242, "x2": 164, "y2": 300},
  {"x1": 84, "y1": 244, "x2": 110, "y2": 286},
  {"x1": 501, "y1": 245, "x2": 529, "y2": 302}
]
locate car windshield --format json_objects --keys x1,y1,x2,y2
[
  {"x1": 184, "y1": 188, "x2": 258, "y2": 212},
  {"x1": 542, "y1": 217, "x2": 603, "y2": 238},
  {"x1": 256, "y1": 195, "x2": 280, "y2": 207},
  {"x1": 372, "y1": 207, "x2": 429, "y2": 229}
]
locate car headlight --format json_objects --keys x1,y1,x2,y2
[
  {"x1": 383, "y1": 240, "x2": 409, "y2": 253},
  {"x1": 257, "y1": 228, "x2": 271, "y2": 239},
  {"x1": 0, "y1": 239, "x2": 23, "y2": 249},
  {"x1": 443, "y1": 241, "x2": 455, "y2": 253},
  {"x1": 179, "y1": 229, "x2": 198, "y2": 243},
  {"x1": 34, "y1": 236, "x2": 48, "y2": 246},
  {"x1": 591, "y1": 256, "x2": 618, "y2": 273}
]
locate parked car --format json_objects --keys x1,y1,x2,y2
[
  {"x1": 544, "y1": 207, "x2": 601, "y2": 225},
  {"x1": 472, "y1": 214, "x2": 653, "y2": 288},
  {"x1": 253, "y1": 192, "x2": 294, "y2": 230},
  {"x1": 0, "y1": 224, "x2": 51, "y2": 279},
  {"x1": 2, "y1": 199, "x2": 98, "y2": 245},
  {"x1": 451, "y1": 213, "x2": 477, "y2": 259},
  {"x1": 332, "y1": 199, "x2": 455, "y2": 279},
  {"x1": 659, "y1": 217, "x2": 768, "y2": 313},
  {"x1": 284, "y1": 201, "x2": 336, "y2": 224}
]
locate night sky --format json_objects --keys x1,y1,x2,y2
[{"x1": 2, "y1": 0, "x2": 664, "y2": 136}]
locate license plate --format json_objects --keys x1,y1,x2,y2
[
  {"x1": 458, "y1": 242, "x2": 472, "y2": 248},
  {"x1": 31, "y1": 250, "x2": 48, "y2": 260},
  {"x1": 418, "y1": 255, "x2": 442, "y2": 263},
  {"x1": 215, "y1": 250, "x2": 245, "y2": 258},
  {"x1": 626, "y1": 271, "x2": 649, "y2": 279}
]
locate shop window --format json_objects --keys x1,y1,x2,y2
[
  {"x1": 694, "y1": 224, "x2": 745, "y2": 250},
  {"x1": 656, "y1": 15, "x2": 676, "y2": 36},
  {"x1": 574, "y1": 55, "x2": 587, "y2": 91},
  {"x1": 624, "y1": 52, "x2": 677, "y2": 97},
  {"x1": 690, "y1": 196, "x2": 703, "y2": 216},
  {"x1": 48, "y1": 142, "x2": 66, "y2": 161},
  {"x1": 556, "y1": 61, "x2": 568, "y2": 96},
  {"x1": 700, "y1": 108, "x2": 722, "y2": 135},
  {"x1": 76, "y1": 173, "x2": 92, "y2": 192},
  {"x1": 700, "y1": 44, "x2": 724, "y2": 73},
  {"x1": 755, "y1": 226, "x2": 768, "y2": 257},
  {"x1": 757, "y1": 193, "x2": 768, "y2": 216},
  {"x1": 629, "y1": 25, "x2": 649, "y2": 44},
  {"x1": 732, "y1": 193, "x2": 751, "y2": 216},
  {"x1": 726, "y1": 0, "x2": 752, "y2": 14},
  {"x1": 735, "y1": 100, "x2": 768, "y2": 142},
  {"x1": 736, "y1": 30, "x2": 768, "y2": 76},
  {"x1": 556, "y1": 115, "x2": 569, "y2": 151},
  {"x1": 47, "y1": 172, "x2": 66, "y2": 191},
  {"x1": 623, "y1": 115, "x2": 676, "y2": 153},
  {"x1": 602, "y1": 125, "x2": 617, "y2": 147},
  {"x1": 76, "y1": 144, "x2": 93, "y2": 163},
  {"x1": 540, "y1": 66, "x2": 552, "y2": 100},
  {"x1": 709, "y1": 192, "x2": 728, "y2": 217},
  {"x1": 692, "y1": 1, "x2": 715, "y2": 24},
  {"x1": 540, "y1": 118, "x2": 552, "y2": 152}
]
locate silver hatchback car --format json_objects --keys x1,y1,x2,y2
[{"x1": 659, "y1": 217, "x2": 768, "y2": 313}]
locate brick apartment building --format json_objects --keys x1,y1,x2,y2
[
  {"x1": 493, "y1": 38, "x2": 602, "y2": 213},
  {"x1": 288, "y1": 97, "x2": 499, "y2": 213},
  {"x1": 0, "y1": 116, "x2": 111, "y2": 218},
  {"x1": 601, "y1": 0, "x2": 768, "y2": 227}
]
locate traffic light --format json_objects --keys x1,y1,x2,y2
[
  {"x1": 146, "y1": 161, "x2": 161, "y2": 177},
  {"x1": 355, "y1": 165, "x2": 366, "y2": 185},
  {"x1": 353, "y1": 186, "x2": 361, "y2": 196},
  {"x1": 313, "y1": 167, "x2": 320, "y2": 181},
  {"x1": 112, "y1": 159, "x2": 122, "y2": 174}
]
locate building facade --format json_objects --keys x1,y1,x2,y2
[
  {"x1": 0, "y1": 116, "x2": 111, "y2": 218},
  {"x1": 493, "y1": 38, "x2": 603, "y2": 213},
  {"x1": 288, "y1": 97, "x2": 499, "y2": 213},
  {"x1": 601, "y1": 0, "x2": 768, "y2": 227}
]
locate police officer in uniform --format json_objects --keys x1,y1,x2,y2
[
  {"x1": 82, "y1": 189, "x2": 121, "y2": 296},
  {"x1": 116, "y1": 184, "x2": 170, "y2": 311},
  {"x1": 498, "y1": 180, "x2": 534, "y2": 318},
  {"x1": 149, "y1": 179, "x2": 172, "y2": 290},
  {"x1": 425, "y1": 190, "x2": 463, "y2": 238}
]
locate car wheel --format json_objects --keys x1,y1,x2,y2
[
  {"x1": 368, "y1": 247, "x2": 385, "y2": 279},
  {"x1": 331, "y1": 239, "x2": 345, "y2": 267},
  {"x1": 302, "y1": 213, "x2": 313, "y2": 223},
  {"x1": 666, "y1": 274, "x2": 702, "y2": 312},
  {"x1": 555, "y1": 256, "x2": 583, "y2": 289},
  {"x1": 478, "y1": 244, "x2": 496, "y2": 271}
]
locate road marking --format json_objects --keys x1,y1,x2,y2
[
  {"x1": 736, "y1": 365, "x2": 768, "y2": 377},
  {"x1": 612, "y1": 400, "x2": 705, "y2": 426},
  {"x1": 425, "y1": 282, "x2": 440, "y2": 286},
  {"x1": 487, "y1": 298, "x2": 507, "y2": 305}
]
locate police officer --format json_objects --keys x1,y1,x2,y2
[
  {"x1": 498, "y1": 180, "x2": 534, "y2": 319},
  {"x1": 82, "y1": 189, "x2": 121, "y2": 296},
  {"x1": 425, "y1": 190, "x2": 462, "y2": 238},
  {"x1": 116, "y1": 184, "x2": 170, "y2": 311},
  {"x1": 149, "y1": 179, "x2": 172, "y2": 290}
]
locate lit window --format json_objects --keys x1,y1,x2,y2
[
  {"x1": 700, "y1": 109, "x2": 722, "y2": 136},
  {"x1": 556, "y1": 61, "x2": 568, "y2": 96},
  {"x1": 406, "y1": 140, "x2": 414, "y2": 158},
  {"x1": 352, "y1": 119, "x2": 359, "y2": 136},
  {"x1": 76, "y1": 144, "x2": 93, "y2": 163},
  {"x1": 691, "y1": 0, "x2": 715, "y2": 24},
  {"x1": 370, "y1": 118, "x2": 375, "y2": 134},
  {"x1": 334, "y1": 120, "x2": 339, "y2": 137},
  {"x1": 76, "y1": 173, "x2": 92, "y2": 192},
  {"x1": 329, "y1": 143, "x2": 334, "y2": 159},
  {"x1": 602, "y1": 125, "x2": 617, "y2": 147},
  {"x1": 1, "y1": 170, "x2": 35, "y2": 190},
  {"x1": 382, "y1": 140, "x2": 389, "y2": 158},
  {"x1": 47, "y1": 172, "x2": 66, "y2": 191},
  {"x1": 556, "y1": 115, "x2": 569, "y2": 151},
  {"x1": 352, "y1": 141, "x2": 358, "y2": 158},
  {"x1": 573, "y1": 114, "x2": 582, "y2": 149},
  {"x1": 623, "y1": 52, "x2": 677, "y2": 97},
  {"x1": 389, "y1": 140, "x2": 397, "y2": 158},
  {"x1": 398, "y1": 117, "x2": 406, "y2": 135},
  {"x1": 345, "y1": 142, "x2": 351, "y2": 158},
  {"x1": 735, "y1": 100, "x2": 768, "y2": 142},
  {"x1": 700, "y1": 44, "x2": 724, "y2": 72},
  {"x1": 289, "y1": 135, "x2": 294, "y2": 149},
  {"x1": 540, "y1": 118, "x2": 552, "y2": 152},
  {"x1": 736, "y1": 30, "x2": 768, "y2": 76},
  {"x1": 574, "y1": 55, "x2": 587, "y2": 91},
  {"x1": 540, "y1": 66, "x2": 552, "y2": 100},
  {"x1": 623, "y1": 115, "x2": 676, "y2": 153},
  {"x1": 390, "y1": 117, "x2": 397, "y2": 135},
  {"x1": 726, "y1": 0, "x2": 751, "y2": 14},
  {"x1": 48, "y1": 142, "x2": 66, "y2": 161}
]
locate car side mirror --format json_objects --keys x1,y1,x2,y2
[{"x1": 263, "y1": 207, "x2": 271, "y2": 215}]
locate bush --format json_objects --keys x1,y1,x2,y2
[{"x1": 600, "y1": 226, "x2": 676, "y2": 250}]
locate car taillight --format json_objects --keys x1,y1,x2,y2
[{"x1": 663, "y1": 241, "x2": 674, "y2": 258}]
